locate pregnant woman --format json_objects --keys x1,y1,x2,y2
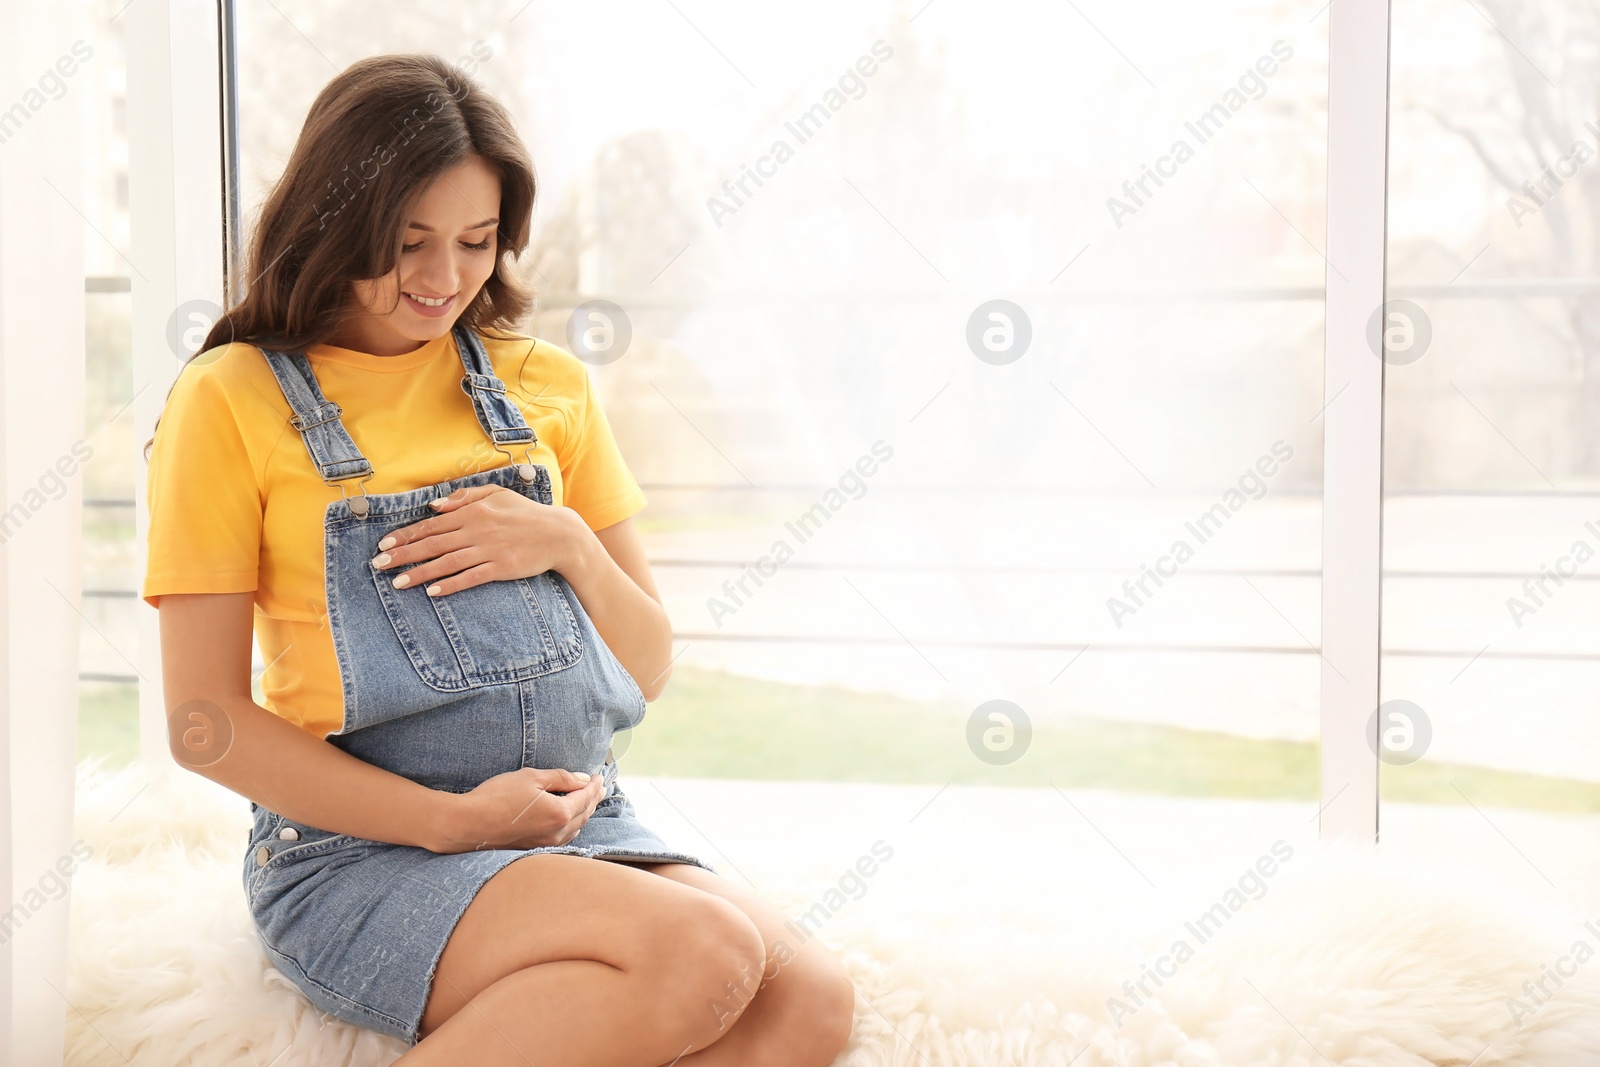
[{"x1": 141, "y1": 53, "x2": 854, "y2": 1065}]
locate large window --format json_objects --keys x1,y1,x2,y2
[
  {"x1": 76, "y1": 0, "x2": 1596, "y2": 882},
  {"x1": 1380, "y1": 0, "x2": 1600, "y2": 879},
  {"x1": 226, "y1": 0, "x2": 1331, "y2": 835}
]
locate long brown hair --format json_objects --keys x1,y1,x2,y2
[{"x1": 143, "y1": 53, "x2": 537, "y2": 461}]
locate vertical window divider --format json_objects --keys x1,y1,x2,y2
[
  {"x1": 218, "y1": 0, "x2": 243, "y2": 306},
  {"x1": 1318, "y1": 0, "x2": 1392, "y2": 843}
]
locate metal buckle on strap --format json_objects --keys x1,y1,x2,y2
[
  {"x1": 495, "y1": 444, "x2": 540, "y2": 484},
  {"x1": 490, "y1": 428, "x2": 538, "y2": 452},
  {"x1": 325, "y1": 469, "x2": 375, "y2": 518},
  {"x1": 289, "y1": 402, "x2": 344, "y2": 432},
  {"x1": 460, "y1": 368, "x2": 538, "y2": 480},
  {"x1": 460, "y1": 371, "x2": 507, "y2": 396}
]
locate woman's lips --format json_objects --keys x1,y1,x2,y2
[{"x1": 403, "y1": 291, "x2": 457, "y2": 318}]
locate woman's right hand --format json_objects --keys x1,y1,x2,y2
[{"x1": 437, "y1": 766, "x2": 606, "y2": 853}]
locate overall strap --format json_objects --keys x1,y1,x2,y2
[
  {"x1": 454, "y1": 325, "x2": 538, "y2": 453},
  {"x1": 258, "y1": 347, "x2": 375, "y2": 486}
]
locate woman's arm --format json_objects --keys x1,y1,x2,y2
[
  {"x1": 158, "y1": 591, "x2": 597, "y2": 851},
  {"x1": 556, "y1": 515, "x2": 676, "y2": 701}
]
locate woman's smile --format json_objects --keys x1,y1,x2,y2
[{"x1": 402, "y1": 290, "x2": 456, "y2": 317}]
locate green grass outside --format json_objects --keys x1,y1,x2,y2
[
  {"x1": 625, "y1": 668, "x2": 1600, "y2": 812},
  {"x1": 79, "y1": 683, "x2": 141, "y2": 767},
  {"x1": 80, "y1": 667, "x2": 1600, "y2": 813}
]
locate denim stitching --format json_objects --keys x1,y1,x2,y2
[
  {"x1": 261, "y1": 941, "x2": 413, "y2": 1041},
  {"x1": 249, "y1": 829, "x2": 361, "y2": 896},
  {"x1": 368, "y1": 487, "x2": 586, "y2": 691}
]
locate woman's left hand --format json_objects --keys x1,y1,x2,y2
[{"x1": 368, "y1": 483, "x2": 584, "y2": 597}]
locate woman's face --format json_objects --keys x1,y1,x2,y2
[{"x1": 341, "y1": 153, "x2": 503, "y2": 355}]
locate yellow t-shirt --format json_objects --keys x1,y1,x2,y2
[{"x1": 141, "y1": 329, "x2": 648, "y2": 740}]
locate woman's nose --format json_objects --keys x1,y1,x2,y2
[{"x1": 411, "y1": 250, "x2": 461, "y2": 294}]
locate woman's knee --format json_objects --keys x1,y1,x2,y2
[
  {"x1": 764, "y1": 941, "x2": 857, "y2": 1066},
  {"x1": 813, "y1": 956, "x2": 858, "y2": 1063},
  {"x1": 637, "y1": 890, "x2": 768, "y2": 1051}
]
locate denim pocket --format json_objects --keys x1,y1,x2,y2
[{"x1": 372, "y1": 556, "x2": 585, "y2": 693}]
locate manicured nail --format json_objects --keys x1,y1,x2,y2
[
  {"x1": 370, "y1": 553, "x2": 391, "y2": 568},
  {"x1": 393, "y1": 574, "x2": 410, "y2": 588},
  {"x1": 426, "y1": 584, "x2": 443, "y2": 596},
  {"x1": 428, "y1": 497, "x2": 449, "y2": 507},
  {"x1": 574, "y1": 772, "x2": 591, "y2": 781},
  {"x1": 377, "y1": 536, "x2": 396, "y2": 551}
]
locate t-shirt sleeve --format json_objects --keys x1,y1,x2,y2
[
  {"x1": 559, "y1": 359, "x2": 648, "y2": 531},
  {"x1": 141, "y1": 359, "x2": 264, "y2": 608}
]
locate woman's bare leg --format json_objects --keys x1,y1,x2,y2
[
  {"x1": 393, "y1": 852, "x2": 767, "y2": 1066},
  {"x1": 635, "y1": 862, "x2": 856, "y2": 1067}
]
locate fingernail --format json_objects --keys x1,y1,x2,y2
[
  {"x1": 370, "y1": 552, "x2": 391, "y2": 568},
  {"x1": 377, "y1": 536, "x2": 396, "y2": 551},
  {"x1": 429, "y1": 497, "x2": 449, "y2": 507},
  {"x1": 393, "y1": 574, "x2": 410, "y2": 589},
  {"x1": 574, "y1": 772, "x2": 591, "y2": 781},
  {"x1": 425, "y1": 584, "x2": 443, "y2": 596}
]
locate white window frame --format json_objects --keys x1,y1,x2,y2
[{"x1": 1319, "y1": 0, "x2": 1390, "y2": 842}]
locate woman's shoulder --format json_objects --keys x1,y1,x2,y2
[
  {"x1": 150, "y1": 342, "x2": 292, "y2": 478},
  {"x1": 476, "y1": 330, "x2": 592, "y2": 404},
  {"x1": 171, "y1": 341, "x2": 286, "y2": 405}
]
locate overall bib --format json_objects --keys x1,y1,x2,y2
[{"x1": 240, "y1": 324, "x2": 714, "y2": 1046}]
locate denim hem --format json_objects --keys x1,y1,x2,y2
[
  {"x1": 405, "y1": 849, "x2": 531, "y2": 1046},
  {"x1": 261, "y1": 938, "x2": 417, "y2": 1045}
]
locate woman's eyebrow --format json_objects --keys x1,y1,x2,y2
[{"x1": 406, "y1": 218, "x2": 499, "y2": 232}]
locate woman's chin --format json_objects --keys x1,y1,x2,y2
[{"x1": 387, "y1": 314, "x2": 459, "y2": 344}]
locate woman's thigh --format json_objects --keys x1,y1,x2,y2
[{"x1": 418, "y1": 851, "x2": 763, "y2": 1038}]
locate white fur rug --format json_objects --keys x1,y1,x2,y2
[{"x1": 65, "y1": 759, "x2": 1600, "y2": 1066}]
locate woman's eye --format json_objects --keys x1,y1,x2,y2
[{"x1": 401, "y1": 236, "x2": 491, "y2": 253}]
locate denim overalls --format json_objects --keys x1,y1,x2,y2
[{"x1": 239, "y1": 324, "x2": 714, "y2": 1046}]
